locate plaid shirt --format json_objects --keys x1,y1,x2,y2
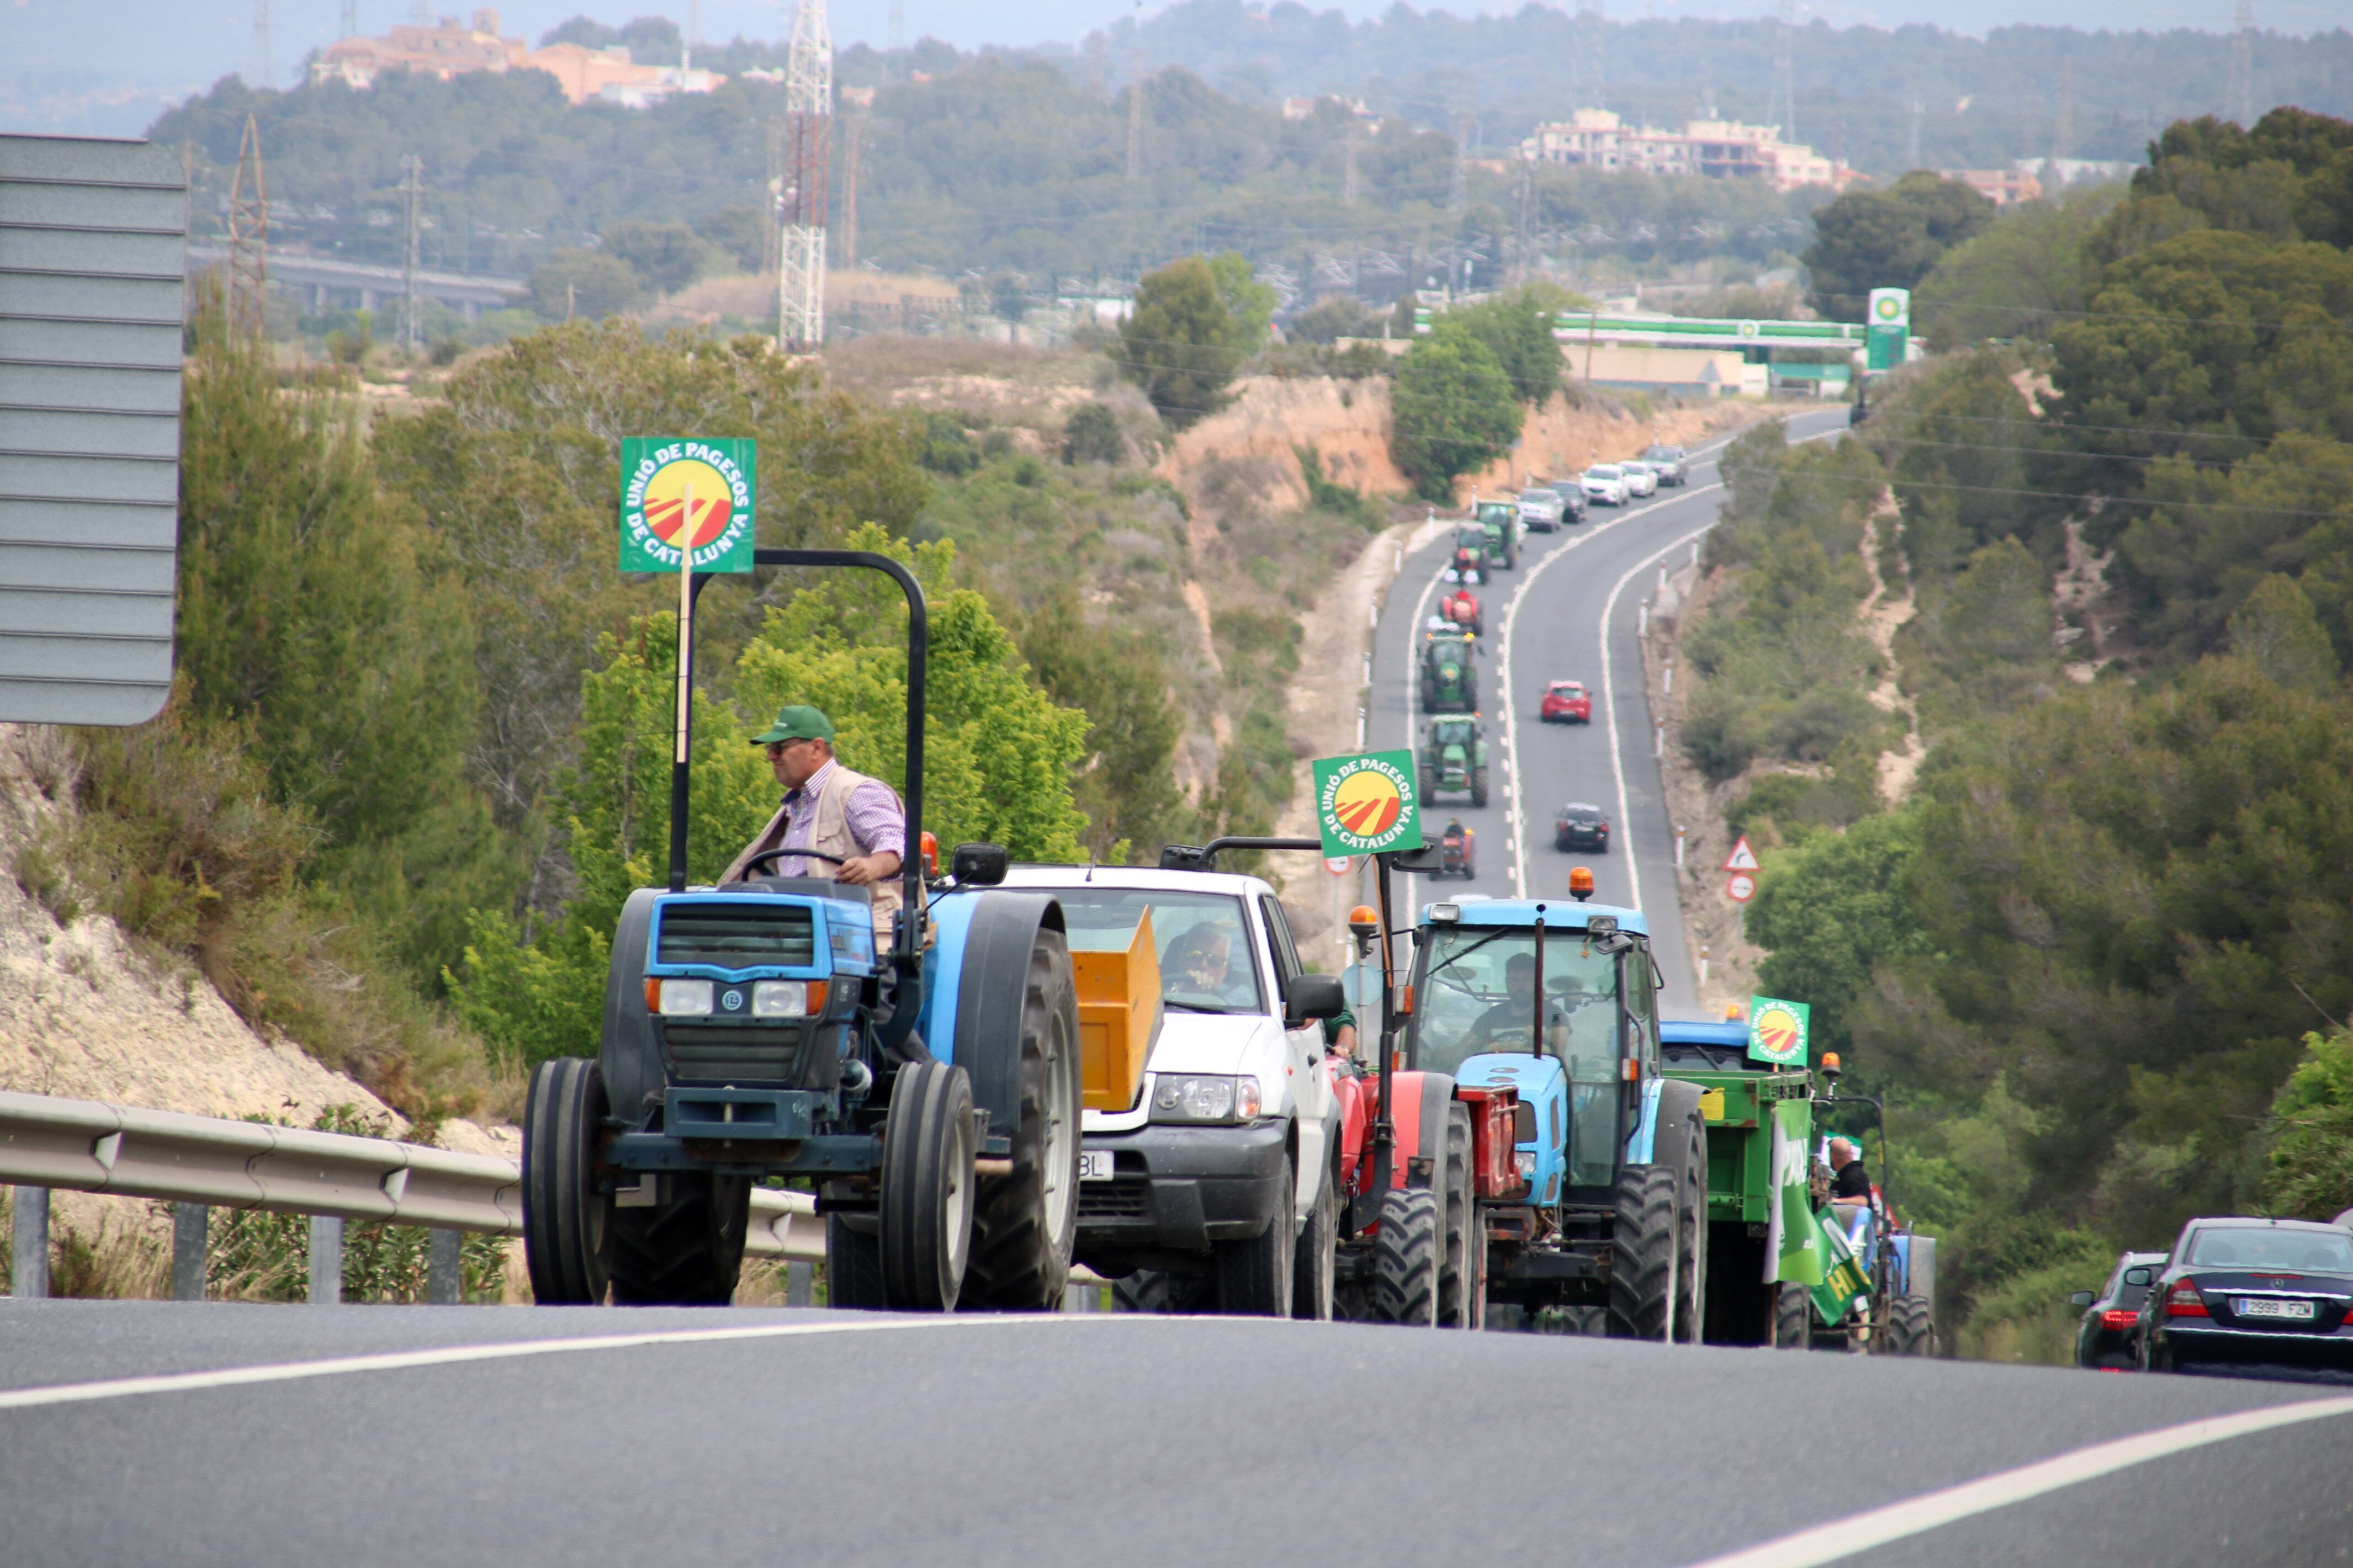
[{"x1": 773, "y1": 758, "x2": 905, "y2": 876}]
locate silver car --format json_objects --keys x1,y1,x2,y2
[
  {"x1": 1517, "y1": 487, "x2": 1565, "y2": 533},
  {"x1": 1643, "y1": 444, "x2": 1688, "y2": 486},
  {"x1": 1581, "y1": 464, "x2": 1628, "y2": 506},
  {"x1": 1619, "y1": 460, "x2": 1660, "y2": 498}
]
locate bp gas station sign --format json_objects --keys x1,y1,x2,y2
[{"x1": 1865, "y1": 288, "x2": 1910, "y2": 373}]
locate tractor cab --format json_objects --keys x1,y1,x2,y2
[
  {"x1": 1407, "y1": 899, "x2": 1657, "y2": 1206},
  {"x1": 1474, "y1": 501, "x2": 1519, "y2": 571},
  {"x1": 1447, "y1": 527, "x2": 1488, "y2": 584}
]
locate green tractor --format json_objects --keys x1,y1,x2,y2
[
  {"x1": 1419, "y1": 716, "x2": 1490, "y2": 807},
  {"x1": 1474, "y1": 498, "x2": 1519, "y2": 572},
  {"x1": 1419, "y1": 627, "x2": 1479, "y2": 714}
]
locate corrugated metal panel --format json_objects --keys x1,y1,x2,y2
[{"x1": 0, "y1": 133, "x2": 183, "y2": 726}]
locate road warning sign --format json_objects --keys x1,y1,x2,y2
[
  {"x1": 1726, "y1": 871, "x2": 1757, "y2": 903},
  {"x1": 1723, "y1": 835, "x2": 1760, "y2": 873},
  {"x1": 1311, "y1": 750, "x2": 1423, "y2": 858},
  {"x1": 618, "y1": 438, "x2": 756, "y2": 573}
]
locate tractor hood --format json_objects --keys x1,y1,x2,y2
[{"x1": 1082, "y1": 1011, "x2": 1280, "y2": 1133}]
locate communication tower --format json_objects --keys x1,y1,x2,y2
[
  {"x1": 777, "y1": 0, "x2": 832, "y2": 351},
  {"x1": 227, "y1": 114, "x2": 271, "y2": 338},
  {"x1": 2229, "y1": 1, "x2": 2254, "y2": 126}
]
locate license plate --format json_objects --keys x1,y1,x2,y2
[
  {"x1": 1079, "y1": 1150, "x2": 1116, "y2": 1182},
  {"x1": 2233, "y1": 1297, "x2": 2315, "y2": 1320}
]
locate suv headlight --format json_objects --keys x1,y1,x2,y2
[
  {"x1": 656, "y1": 978, "x2": 712, "y2": 1016},
  {"x1": 1149, "y1": 1074, "x2": 1262, "y2": 1124}
]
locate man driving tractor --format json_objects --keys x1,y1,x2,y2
[
  {"x1": 718, "y1": 704, "x2": 909, "y2": 942},
  {"x1": 1442, "y1": 586, "x2": 1483, "y2": 636}
]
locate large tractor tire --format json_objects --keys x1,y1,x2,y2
[
  {"x1": 879, "y1": 1058, "x2": 977, "y2": 1311},
  {"x1": 1215, "y1": 1154, "x2": 1297, "y2": 1316},
  {"x1": 1112, "y1": 1268, "x2": 1212, "y2": 1315},
  {"x1": 595, "y1": 890, "x2": 665, "y2": 1127},
  {"x1": 824, "y1": 1214, "x2": 886, "y2": 1310},
  {"x1": 1607, "y1": 1164, "x2": 1678, "y2": 1339},
  {"x1": 1293, "y1": 1155, "x2": 1339, "y2": 1321},
  {"x1": 1886, "y1": 1293, "x2": 1937, "y2": 1357},
  {"x1": 1470, "y1": 767, "x2": 1490, "y2": 810},
  {"x1": 1671, "y1": 1110, "x2": 1707, "y2": 1344},
  {"x1": 961, "y1": 927, "x2": 1083, "y2": 1310},
  {"x1": 1370, "y1": 1187, "x2": 1441, "y2": 1326},
  {"x1": 522, "y1": 1057, "x2": 612, "y2": 1306},
  {"x1": 1437, "y1": 1102, "x2": 1483, "y2": 1330},
  {"x1": 610, "y1": 1172, "x2": 751, "y2": 1306},
  {"x1": 1774, "y1": 1282, "x2": 1813, "y2": 1348}
]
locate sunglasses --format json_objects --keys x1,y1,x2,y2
[{"x1": 764, "y1": 737, "x2": 820, "y2": 757}]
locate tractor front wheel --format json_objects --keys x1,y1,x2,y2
[
  {"x1": 1438, "y1": 1103, "x2": 1483, "y2": 1330},
  {"x1": 1886, "y1": 1293, "x2": 1937, "y2": 1357},
  {"x1": 879, "y1": 1058, "x2": 977, "y2": 1311},
  {"x1": 1607, "y1": 1163, "x2": 1679, "y2": 1339},
  {"x1": 1370, "y1": 1187, "x2": 1440, "y2": 1326},
  {"x1": 824, "y1": 1214, "x2": 885, "y2": 1309},
  {"x1": 1774, "y1": 1282, "x2": 1812, "y2": 1348},
  {"x1": 1470, "y1": 767, "x2": 1490, "y2": 810},
  {"x1": 962, "y1": 927, "x2": 1083, "y2": 1310},
  {"x1": 522, "y1": 1057, "x2": 611, "y2": 1306}
]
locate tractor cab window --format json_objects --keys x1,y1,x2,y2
[
  {"x1": 1432, "y1": 719, "x2": 1475, "y2": 745},
  {"x1": 1413, "y1": 925, "x2": 1624, "y2": 1189},
  {"x1": 1035, "y1": 887, "x2": 1266, "y2": 1016}
]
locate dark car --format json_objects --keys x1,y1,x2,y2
[
  {"x1": 1554, "y1": 802, "x2": 1610, "y2": 853},
  {"x1": 1543, "y1": 480, "x2": 1588, "y2": 524},
  {"x1": 2137, "y1": 1218, "x2": 2353, "y2": 1376},
  {"x1": 1642, "y1": 444, "x2": 1689, "y2": 486},
  {"x1": 2070, "y1": 1250, "x2": 2167, "y2": 1369}
]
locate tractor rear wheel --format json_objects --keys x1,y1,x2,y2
[
  {"x1": 608, "y1": 1172, "x2": 751, "y2": 1305},
  {"x1": 1214, "y1": 1154, "x2": 1296, "y2": 1316},
  {"x1": 1112, "y1": 1268, "x2": 1212, "y2": 1315},
  {"x1": 1438, "y1": 1103, "x2": 1483, "y2": 1330},
  {"x1": 1774, "y1": 1282, "x2": 1812, "y2": 1348},
  {"x1": 1606, "y1": 1164, "x2": 1678, "y2": 1339},
  {"x1": 1293, "y1": 1156, "x2": 1339, "y2": 1321},
  {"x1": 522, "y1": 1057, "x2": 611, "y2": 1306},
  {"x1": 1672, "y1": 1112, "x2": 1707, "y2": 1343},
  {"x1": 1470, "y1": 767, "x2": 1490, "y2": 810},
  {"x1": 879, "y1": 1058, "x2": 977, "y2": 1311},
  {"x1": 824, "y1": 1214, "x2": 885, "y2": 1309},
  {"x1": 1886, "y1": 1293, "x2": 1937, "y2": 1357},
  {"x1": 961, "y1": 928, "x2": 1083, "y2": 1310},
  {"x1": 1370, "y1": 1187, "x2": 1440, "y2": 1326}
]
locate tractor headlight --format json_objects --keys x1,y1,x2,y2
[
  {"x1": 1514, "y1": 1150, "x2": 1538, "y2": 1181},
  {"x1": 752, "y1": 980, "x2": 812, "y2": 1018},
  {"x1": 1149, "y1": 1074, "x2": 1260, "y2": 1124},
  {"x1": 655, "y1": 978, "x2": 713, "y2": 1016}
]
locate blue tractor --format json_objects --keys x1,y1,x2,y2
[
  {"x1": 1353, "y1": 889, "x2": 1709, "y2": 1337},
  {"x1": 522, "y1": 549, "x2": 1089, "y2": 1312}
]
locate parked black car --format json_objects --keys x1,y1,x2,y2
[
  {"x1": 1554, "y1": 802, "x2": 1610, "y2": 853},
  {"x1": 2136, "y1": 1218, "x2": 2353, "y2": 1375},
  {"x1": 2070, "y1": 1251, "x2": 2167, "y2": 1369}
]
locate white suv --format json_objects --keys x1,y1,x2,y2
[
  {"x1": 1619, "y1": 459, "x2": 1660, "y2": 497},
  {"x1": 999, "y1": 864, "x2": 1343, "y2": 1317},
  {"x1": 1582, "y1": 464, "x2": 1629, "y2": 506}
]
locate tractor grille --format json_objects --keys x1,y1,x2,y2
[
  {"x1": 662, "y1": 1023, "x2": 803, "y2": 1085},
  {"x1": 1078, "y1": 1179, "x2": 1151, "y2": 1222},
  {"x1": 656, "y1": 904, "x2": 815, "y2": 968}
]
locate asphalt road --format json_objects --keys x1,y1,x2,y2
[
  {"x1": 4, "y1": 1297, "x2": 2350, "y2": 1566},
  {"x1": 1357, "y1": 406, "x2": 1851, "y2": 1015}
]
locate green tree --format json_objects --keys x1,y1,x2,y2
[
  {"x1": 1206, "y1": 251, "x2": 1278, "y2": 350},
  {"x1": 1119, "y1": 256, "x2": 1242, "y2": 428},
  {"x1": 1804, "y1": 172, "x2": 1997, "y2": 321},
  {"x1": 1913, "y1": 185, "x2": 2115, "y2": 349},
  {"x1": 1389, "y1": 325, "x2": 1520, "y2": 502},
  {"x1": 1017, "y1": 586, "x2": 1188, "y2": 860},
  {"x1": 2264, "y1": 1030, "x2": 2353, "y2": 1220},
  {"x1": 527, "y1": 249, "x2": 646, "y2": 320},
  {"x1": 2228, "y1": 573, "x2": 2341, "y2": 693},
  {"x1": 1444, "y1": 286, "x2": 1570, "y2": 406},
  {"x1": 691, "y1": 207, "x2": 766, "y2": 272},
  {"x1": 600, "y1": 220, "x2": 719, "y2": 295},
  {"x1": 1061, "y1": 403, "x2": 1125, "y2": 465}
]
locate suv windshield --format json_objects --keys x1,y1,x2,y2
[
  {"x1": 1414, "y1": 926, "x2": 1623, "y2": 1187},
  {"x1": 2187, "y1": 1226, "x2": 2353, "y2": 1272},
  {"x1": 1034, "y1": 887, "x2": 1265, "y2": 1015},
  {"x1": 1646, "y1": 446, "x2": 1683, "y2": 461},
  {"x1": 1589, "y1": 466, "x2": 1621, "y2": 479}
]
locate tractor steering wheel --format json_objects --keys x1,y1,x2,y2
[{"x1": 741, "y1": 846, "x2": 852, "y2": 877}]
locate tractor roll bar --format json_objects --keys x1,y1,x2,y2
[{"x1": 1157, "y1": 835, "x2": 1324, "y2": 870}]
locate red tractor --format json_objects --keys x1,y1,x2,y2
[{"x1": 1442, "y1": 587, "x2": 1485, "y2": 637}]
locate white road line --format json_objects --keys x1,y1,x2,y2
[
  {"x1": 1681, "y1": 1395, "x2": 2353, "y2": 1568},
  {"x1": 0, "y1": 1315, "x2": 1135, "y2": 1413}
]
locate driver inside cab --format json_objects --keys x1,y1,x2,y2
[{"x1": 718, "y1": 704, "x2": 908, "y2": 941}]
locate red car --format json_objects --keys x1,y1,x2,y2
[{"x1": 1540, "y1": 679, "x2": 1592, "y2": 724}]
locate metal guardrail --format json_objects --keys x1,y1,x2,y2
[{"x1": 0, "y1": 1089, "x2": 822, "y2": 1302}]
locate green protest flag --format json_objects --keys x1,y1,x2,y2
[
  {"x1": 1310, "y1": 750, "x2": 1423, "y2": 858},
  {"x1": 1747, "y1": 995, "x2": 1810, "y2": 1067},
  {"x1": 1767, "y1": 1099, "x2": 1826, "y2": 1287},
  {"x1": 618, "y1": 438, "x2": 757, "y2": 572}
]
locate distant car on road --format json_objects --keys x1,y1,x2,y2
[
  {"x1": 1539, "y1": 679, "x2": 1591, "y2": 724},
  {"x1": 1618, "y1": 460, "x2": 1660, "y2": 498},
  {"x1": 1642, "y1": 444, "x2": 1689, "y2": 486},
  {"x1": 1581, "y1": 465, "x2": 1629, "y2": 506},
  {"x1": 1554, "y1": 802, "x2": 1610, "y2": 853},
  {"x1": 2071, "y1": 1250, "x2": 2167, "y2": 1370},
  {"x1": 1517, "y1": 487, "x2": 1565, "y2": 533},
  {"x1": 2135, "y1": 1217, "x2": 2353, "y2": 1376}
]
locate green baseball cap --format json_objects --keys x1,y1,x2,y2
[{"x1": 750, "y1": 704, "x2": 835, "y2": 746}]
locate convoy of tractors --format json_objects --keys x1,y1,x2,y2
[{"x1": 520, "y1": 530, "x2": 1939, "y2": 1358}]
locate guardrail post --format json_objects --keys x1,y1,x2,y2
[
  {"x1": 11, "y1": 1186, "x2": 49, "y2": 1299},
  {"x1": 785, "y1": 1259, "x2": 813, "y2": 1307},
  {"x1": 308, "y1": 1215, "x2": 343, "y2": 1305},
  {"x1": 1063, "y1": 1283, "x2": 1095, "y2": 1314},
  {"x1": 171, "y1": 1202, "x2": 207, "y2": 1301},
  {"x1": 426, "y1": 1227, "x2": 462, "y2": 1305}
]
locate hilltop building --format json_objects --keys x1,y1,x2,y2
[
  {"x1": 1518, "y1": 109, "x2": 1863, "y2": 192},
  {"x1": 309, "y1": 9, "x2": 725, "y2": 107}
]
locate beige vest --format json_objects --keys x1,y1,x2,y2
[{"x1": 719, "y1": 763, "x2": 911, "y2": 943}]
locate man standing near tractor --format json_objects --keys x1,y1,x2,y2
[{"x1": 718, "y1": 704, "x2": 909, "y2": 942}]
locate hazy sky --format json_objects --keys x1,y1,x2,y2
[{"x1": 5, "y1": 0, "x2": 2340, "y2": 138}]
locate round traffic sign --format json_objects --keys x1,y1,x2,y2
[
  {"x1": 1726, "y1": 871, "x2": 1756, "y2": 902},
  {"x1": 1324, "y1": 856, "x2": 1353, "y2": 876}
]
